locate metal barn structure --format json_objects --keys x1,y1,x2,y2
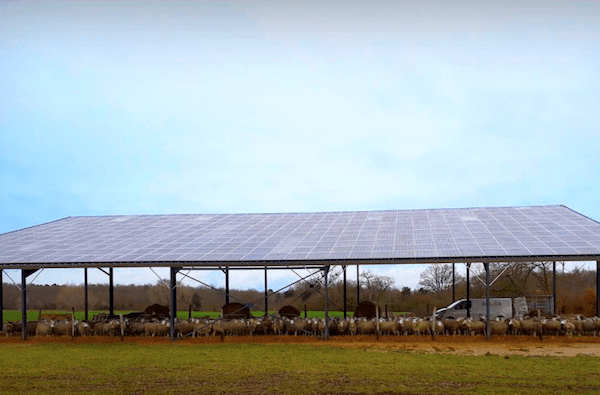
[{"x1": 1, "y1": 204, "x2": 600, "y2": 340}]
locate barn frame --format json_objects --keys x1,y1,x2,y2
[{"x1": 1, "y1": 205, "x2": 600, "y2": 341}]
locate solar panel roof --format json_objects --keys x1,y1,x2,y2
[{"x1": 1, "y1": 205, "x2": 600, "y2": 268}]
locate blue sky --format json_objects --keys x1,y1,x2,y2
[{"x1": 1, "y1": 0, "x2": 599, "y2": 291}]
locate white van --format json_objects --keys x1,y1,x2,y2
[{"x1": 435, "y1": 298, "x2": 513, "y2": 320}]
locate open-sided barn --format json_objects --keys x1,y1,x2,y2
[{"x1": 1, "y1": 204, "x2": 600, "y2": 340}]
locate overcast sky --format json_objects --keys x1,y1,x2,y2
[{"x1": 1, "y1": 1, "x2": 599, "y2": 292}]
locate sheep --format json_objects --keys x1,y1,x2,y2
[
  {"x1": 399, "y1": 318, "x2": 414, "y2": 336},
  {"x1": 210, "y1": 319, "x2": 246, "y2": 337},
  {"x1": 193, "y1": 320, "x2": 213, "y2": 337},
  {"x1": 541, "y1": 318, "x2": 561, "y2": 336},
  {"x1": 327, "y1": 319, "x2": 338, "y2": 336},
  {"x1": 580, "y1": 318, "x2": 597, "y2": 336},
  {"x1": 316, "y1": 319, "x2": 326, "y2": 337},
  {"x1": 77, "y1": 321, "x2": 92, "y2": 337},
  {"x1": 271, "y1": 317, "x2": 284, "y2": 336},
  {"x1": 357, "y1": 319, "x2": 376, "y2": 335},
  {"x1": 378, "y1": 319, "x2": 400, "y2": 336},
  {"x1": 430, "y1": 320, "x2": 445, "y2": 336},
  {"x1": 572, "y1": 319, "x2": 583, "y2": 335},
  {"x1": 443, "y1": 319, "x2": 463, "y2": 336},
  {"x1": 561, "y1": 320, "x2": 576, "y2": 337},
  {"x1": 508, "y1": 319, "x2": 521, "y2": 335},
  {"x1": 174, "y1": 321, "x2": 195, "y2": 338},
  {"x1": 212, "y1": 320, "x2": 226, "y2": 337},
  {"x1": 9, "y1": 321, "x2": 38, "y2": 336},
  {"x1": 593, "y1": 317, "x2": 600, "y2": 335},
  {"x1": 144, "y1": 320, "x2": 170, "y2": 337},
  {"x1": 3, "y1": 322, "x2": 16, "y2": 336},
  {"x1": 489, "y1": 319, "x2": 508, "y2": 336},
  {"x1": 412, "y1": 319, "x2": 429, "y2": 336},
  {"x1": 306, "y1": 318, "x2": 319, "y2": 335},
  {"x1": 287, "y1": 318, "x2": 308, "y2": 336},
  {"x1": 129, "y1": 320, "x2": 147, "y2": 336},
  {"x1": 36, "y1": 321, "x2": 54, "y2": 336},
  {"x1": 464, "y1": 319, "x2": 485, "y2": 336},
  {"x1": 229, "y1": 319, "x2": 249, "y2": 336},
  {"x1": 348, "y1": 319, "x2": 357, "y2": 336},
  {"x1": 96, "y1": 320, "x2": 120, "y2": 336},
  {"x1": 259, "y1": 316, "x2": 274, "y2": 335},
  {"x1": 519, "y1": 319, "x2": 542, "y2": 337},
  {"x1": 336, "y1": 319, "x2": 349, "y2": 335},
  {"x1": 247, "y1": 318, "x2": 261, "y2": 336},
  {"x1": 53, "y1": 320, "x2": 74, "y2": 336}
]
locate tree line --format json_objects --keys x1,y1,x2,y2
[{"x1": 1, "y1": 262, "x2": 597, "y2": 317}]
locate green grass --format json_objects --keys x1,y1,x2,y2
[
  {"x1": 2, "y1": 310, "x2": 362, "y2": 322},
  {"x1": 0, "y1": 342, "x2": 599, "y2": 394}
]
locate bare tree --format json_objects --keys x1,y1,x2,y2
[
  {"x1": 55, "y1": 285, "x2": 84, "y2": 310},
  {"x1": 148, "y1": 279, "x2": 170, "y2": 305},
  {"x1": 493, "y1": 262, "x2": 535, "y2": 295},
  {"x1": 418, "y1": 264, "x2": 459, "y2": 293},
  {"x1": 192, "y1": 292, "x2": 202, "y2": 311},
  {"x1": 530, "y1": 261, "x2": 553, "y2": 294},
  {"x1": 360, "y1": 271, "x2": 395, "y2": 303}
]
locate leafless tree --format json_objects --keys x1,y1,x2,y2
[
  {"x1": 55, "y1": 285, "x2": 84, "y2": 310},
  {"x1": 530, "y1": 261, "x2": 553, "y2": 294},
  {"x1": 493, "y1": 262, "x2": 535, "y2": 295},
  {"x1": 418, "y1": 264, "x2": 460, "y2": 293},
  {"x1": 148, "y1": 279, "x2": 170, "y2": 305},
  {"x1": 360, "y1": 270, "x2": 395, "y2": 303}
]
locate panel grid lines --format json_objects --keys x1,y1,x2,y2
[{"x1": 1, "y1": 205, "x2": 600, "y2": 265}]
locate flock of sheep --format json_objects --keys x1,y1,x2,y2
[{"x1": 3, "y1": 313, "x2": 600, "y2": 338}]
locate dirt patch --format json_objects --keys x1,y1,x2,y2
[{"x1": 2, "y1": 335, "x2": 600, "y2": 357}]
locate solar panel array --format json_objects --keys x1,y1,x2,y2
[{"x1": 1, "y1": 205, "x2": 600, "y2": 267}]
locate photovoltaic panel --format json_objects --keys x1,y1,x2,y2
[{"x1": 1, "y1": 205, "x2": 600, "y2": 267}]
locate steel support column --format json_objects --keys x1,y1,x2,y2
[
  {"x1": 225, "y1": 269, "x2": 230, "y2": 305},
  {"x1": 84, "y1": 268, "x2": 89, "y2": 321},
  {"x1": 597, "y1": 261, "x2": 600, "y2": 317},
  {"x1": 0, "y1": 269, "x2": 3, "y2": 332},
  {"x1": 264, "y1": 266, "x2": 268, "y2": 315},
  {"x1": 109, "y1": 267, "x2": 114, "y2": 318},
  {"x1": 324, "y1": 266, "x2": 330, "y2": 340},
  {"x1": 343, "y1": 265, "x2": 347, "y2": 318},
  {"x1": 170, "y1": 267, "x2": 179, "y2": 341},
  {"x1": 553, "y1": 261, "x2": 557, "y2": 315},
  {"x1": 21, "y1": 270, "x2": 27, "y2": 340},
  {"x1": 466, "y1": 263, "x2": 471, "y2": 318},
  {"x1": 356, "y1": 265, "x2": 360, "y2": 306},
  {"x1": 21, "y1": 269, "x2": 38, "y2": 340},
  {"x1": 484, "y1": 262, "x2": 490, "y2": 341}
]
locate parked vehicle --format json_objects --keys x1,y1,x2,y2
[{"x1": 435, "y1": 298, "x2": 517, "y2": 320}]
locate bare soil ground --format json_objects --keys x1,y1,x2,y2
[{"x1": 2, "y1": 335, "x2": 600, "y2": 357}]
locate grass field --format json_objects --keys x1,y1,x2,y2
[
  {"x1": 0, "y1": 340, "x2": 599, "y2": 394},
  {"x1": 1, "y1": 310, "x2": 358, "y2": 322}
]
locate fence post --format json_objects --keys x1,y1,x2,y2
[
  {"x1": 120, "y1": 313, "x2": 125, "y2": 341},
  {"x1": 71, "y1": 307, "x2": 75, "y2": 340},
  {"x1": 376, "y1": 304, "x2": 380, "y2": 340},
  {"x1": 431, "y1": 307, "x2": 436, "y2": 341}
]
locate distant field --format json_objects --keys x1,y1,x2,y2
[
  {"x1": 0, "y1": 340, "x2": 599, "y2": 394},
  {"x1": 1, "y1": 310, "x2": 360, "y2": 322}
]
